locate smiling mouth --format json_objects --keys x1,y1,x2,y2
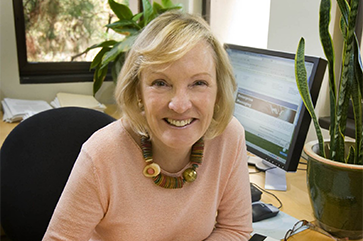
[{"x1": 165, "y1": 118, "x2": 194, "y2": 127}]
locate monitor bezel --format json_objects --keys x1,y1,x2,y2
[{"x1": 225, "y1": 44, "x2": 327, "y2": 172}]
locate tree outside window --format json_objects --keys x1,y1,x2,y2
[
  {"x1": 13, "y1": 0, "x2": 139, "y2": 83},
  {"x1": 23, "y1": 0, "x2": 127, "y2": 63}
]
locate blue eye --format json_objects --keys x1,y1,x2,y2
[
  {"x1": 194, "y1": 81, "x2": 208, "y2": 86},
  {"x1": 152, "y1": 80, "x2": 168, "y2": 87}
]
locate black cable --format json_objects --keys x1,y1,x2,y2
[
  {"x1": 251, "y1": 182, "x2": 283, "y2": 209},
  {"x1": 249, "y1": 170, "x2": 262, "y2": 174}
]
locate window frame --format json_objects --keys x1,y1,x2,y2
[{"x1": 13, "y1": 0, "x2": 211, "y2": 84}]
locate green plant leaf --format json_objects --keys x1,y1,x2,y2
[
  {"x1": 106, "y1": 19, "x2": 141, "y2": 29},
  {"x1": 141, "y1": 0, "x2": 154, "y2": 27},
  {"x1": 352, "y1": 37, "x2": 363, "y2": 164},
  {"x1": 111, "y1": 52, "x2": 126, "y2": 84},
  {"x1": 334, "y1": 0, "x2": 359, "y2": 162},
  {"x1": 161, "y1": 0, "x2": 182, "y2": 9},
  {"x1": 336, "y1": 0, "x2": 350, "y2": 27},
  {"x1": 108, "y1": 0, "x2": 133, "y2": 20},
  {"x1": 78, "y1": 40, "x2": 118, "y2": 56},
  {"x1": 334, "y1": 126, "x2": 346, "y2": 162},
  {"x1": 161, "y1": 0, "x2": 175, "y2": 8},
  {"x1": 355, "y1": 36, "x2": 363, "y2": 104},
  {"x1": 101, "y1": 35, "x2": 137, "y2": 69},
  {"x1": 335, "y1": 51, "x2": 353, "y2": 162},
  {"x1": 111, "y1": 28, "x2": 139, "y2": 36},
  {"x1": 295, "y1": 38, "x2": 326, "y2": 157},
  {"x1": 346, "y1": 145, "x2": 355, "y2": 164},
  {"x1": 352, "y1": 76, "x2": 362, "y2": 164},
  {"x1": 93, "y1": 64, "x2": 108, "y2": 95},
  {"x1": 319, "y1": 0, "x2": 337, "y2": 155},
  {"x1": 153, "y1": 2, "x2": 163, "y2": 13},
  {"x1": 132, "y1": 12, "x2": 143, "y2": 22},
  {"x1": 90, "y1": 47, "x2": 111, "y2": 70},
  {"x1": 339, "y1": 16, "x2": 347, "y2": 38}
]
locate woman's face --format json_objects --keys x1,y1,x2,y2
[{"x1": 139, "y1": 42, "x2": 217, "y2": 150}]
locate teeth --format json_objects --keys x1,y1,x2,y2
[{"x1": 167, "y1": 118, "x2": 192, "y2": 127}]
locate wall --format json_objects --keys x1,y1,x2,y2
[
  {"x1": 210, "y1": 0, "x2": 271, "y2": 48},
  {"x1": 268, "y1": 0, "x2": 342, "y2": 142}
]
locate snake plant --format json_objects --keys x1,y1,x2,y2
[
  {"x1": 295, "y1": 0, "x2": 362, "y2": 165},
  {"x1": 80, "y1": 0, "x2": 182, "y2": 95}
]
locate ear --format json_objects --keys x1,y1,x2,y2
[{"x1": 136, "y1": 84, "x2": 144, "y2": 110}]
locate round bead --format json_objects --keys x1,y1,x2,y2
[
  {"x1": 183, "y1": 168, "x2": 197, "y2": 183},
  {"x1": 143, "y1": 163, "x2": 161, "y2": 178},
  {"x1": 145, "y1": 158, "x2": 153, "y2": 163},
  {"x1": 147, "y1": 168, "x2": 155, "y2": 175}
]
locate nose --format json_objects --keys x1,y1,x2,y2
[{"x1": 168, "y1": 89, "x2": 192, "y2": 113}]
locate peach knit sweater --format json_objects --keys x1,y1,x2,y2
[{"x1": 43, "y1": 117, "x2": 253, "y2": 241}]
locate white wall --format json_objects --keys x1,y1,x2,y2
[
  {"x1": 268, "y1": 0, "x2": 343, "y2": 143},
  {"x1": 210, "y1": 0, "x2": 271, "y2": 48}
]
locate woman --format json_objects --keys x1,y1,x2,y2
[{"x1": 43, "y1": 11, "x2": 252, "y2": 241}]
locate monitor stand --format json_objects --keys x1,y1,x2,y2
[{"x1": 248, "y1": 156, "x2": 287, "y2": 191}]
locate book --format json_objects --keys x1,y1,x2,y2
[
  {"x1": 2, "y1": 98, "x2": 53, "y2": 123},
  {"x1": 2, "y1": 93, "x2": 107, "y2": 122},
  {"x1": 51, "y1": 92, "x2": 106, "y2": 112}
]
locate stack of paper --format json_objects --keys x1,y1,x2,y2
[
  {"x1": 51, "y1": 92, "x2": 106, "y2": 112},
  {"x1": 2, "y1": 98, "x2": 53, "y2": 123}
]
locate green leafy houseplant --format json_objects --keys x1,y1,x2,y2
[
  {"x1": 295, "y1": 0, "x2": 362, "y2": 165},
  {"x1": 80, "y1": 0, "x2": 182, "y2": 95},
  {"x1": 295, "y1": 0, "x2": 363, "y2": 238}
]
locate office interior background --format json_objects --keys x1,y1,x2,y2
[{"x1": 1, "y1": 0, "x2": 362, "y2": 143}]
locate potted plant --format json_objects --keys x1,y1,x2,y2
[
  {"x1": 79, "y1": 0, "x2": 182, "y2": 95},
  {"x1": 295, "y1": 0, "x2": 362, "y2": 239}
]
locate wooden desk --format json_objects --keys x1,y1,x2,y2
[{"x1": 0, "y1": 118, "x2": 17, "y2": 145}]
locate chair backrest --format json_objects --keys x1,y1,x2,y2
[{"x1": 0, "y1": 107, "x2": 116, "y2": 241}]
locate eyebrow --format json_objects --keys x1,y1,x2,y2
[{"x1": 149, "y1": 70, "x2": 214, "y2": 79}]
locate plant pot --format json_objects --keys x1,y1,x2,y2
[{"x1": 304, "y1": 140, "x2": 363, "y2": 240}]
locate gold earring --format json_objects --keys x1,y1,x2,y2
[{"x1": 138, "y1": 99, "x2": 144, "y2": 110}]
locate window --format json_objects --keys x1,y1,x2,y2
[{"x1": 13, "y1": 0, "x2": 210, "y2": 84}]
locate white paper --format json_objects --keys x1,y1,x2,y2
[
  {"x1": 50, "y1": 97, "x2": 61, "y2": 108},
  {"x1": 252, "y1": 201, "x2": 305, "y2": 240},
  {"x1": 56, "y1": 92, "x2": 106, "y2": 111},
  {"x1": 2, "y1": 98, "x2": 53, "y2": 122}
]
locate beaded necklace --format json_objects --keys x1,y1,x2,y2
[{"x1": 141, "y1": 136, "x2": 204, "y2": 189}]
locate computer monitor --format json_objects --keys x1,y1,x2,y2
[{"x1": 225, "y1": 44, "x2": 327, "y2": 190}]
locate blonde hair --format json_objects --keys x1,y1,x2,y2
[{"x1": 114, "y1": 11, "x2": 236, "y2": 139}]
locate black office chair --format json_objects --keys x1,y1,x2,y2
[{"x1": 0, "y1": 107, "x2": 116, "y2": 241}]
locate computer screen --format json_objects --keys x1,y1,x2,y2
[{"x1": 226, "y1": 44, "x2": 327, "y2": 172}]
